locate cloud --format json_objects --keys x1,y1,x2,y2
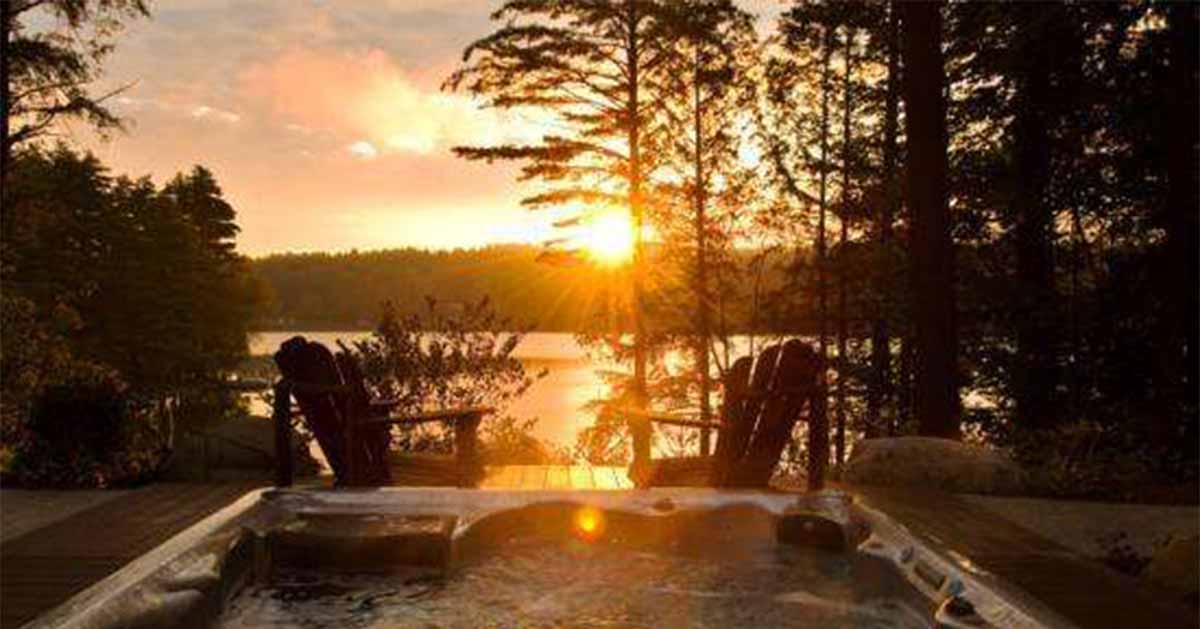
[
  {"x1": 240, "y1": 46, "x2": 538, "y2": 158},
  {"x1": 112, "y1": 96, "x2": 241, "y2": 125},
  {"x1": 190, "y1": 105, "x2": 242, "y2": 124},
  {"x1": 348, "y1": 140, "x2": 378, "y2": 159}
]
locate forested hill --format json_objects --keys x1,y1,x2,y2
[{"x1": 251, "y1": 245, "x2": 639, "y2": 331}]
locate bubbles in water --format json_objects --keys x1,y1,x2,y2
[{"x1": 219, "y1": 538, "x2": 929, "y2": 628}]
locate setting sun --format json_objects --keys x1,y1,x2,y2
[{"x1": 577, "y1": 211, "x2": 635, "y2": 266}]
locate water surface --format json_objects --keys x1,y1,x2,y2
[{"x1": 219, "y1": 538, "x2": 927, "y2": 628}]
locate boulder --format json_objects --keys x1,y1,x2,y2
[
  {"x1": 1142, "y1": 534, "x2": 1199, "y2": 606},
  {"x1": 843, "y1": 437, "x2": 1026, "y2": 495}
]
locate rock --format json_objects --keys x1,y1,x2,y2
[
  {"x1": 843, "y1": 437, "x2": 1026, "y2": 495},
  {"x1": 1142, "y1": 534, "x2": 1199, "y2": 606}
]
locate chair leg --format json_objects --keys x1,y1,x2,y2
[
  {"x1": 272, "y1": 381, "x2": 294, "y2": 488},
  {"x1": 344, "y1": 403, "x2": 361, "y2": 486},
  {"x1": 626, "y1": 414, "x2": 653, "y2": 487},
  {"x1": 455, "y1": 413, "x2": 483, "y2": 487},
  {"x1": 807, "y1": 391, "x2": 829, "y2": 491}
]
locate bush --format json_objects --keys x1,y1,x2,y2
[
  {"x1": 2, "y1": 371, "x2": 168, "y2": 488},
  {"x1": 28, "y1": 375, "x2": 129, "y2": 461},
  {"x1": 1011, "y1": 421, "x2": 1196, "y2": 503},
  {"x1": 350, "y1": 297, "x2": 551, "y2": 459}
]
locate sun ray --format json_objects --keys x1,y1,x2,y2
[{"x1": 574, "y1": 210, "x2": 635, "y2": 266}]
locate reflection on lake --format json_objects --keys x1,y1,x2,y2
[{"x1": 250, "y1": 331, "x2": 610, "y2": 447}]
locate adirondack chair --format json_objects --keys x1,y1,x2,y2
[
  {"x1": 271, "y1": 336, "x2": 492, "y2": 487},
  {"x1": 620, "y1": 339, "x2": 828, "y2": 490}
]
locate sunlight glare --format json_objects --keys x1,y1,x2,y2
[
  {"x1": 578, "y1": 211, "x2": 635, "y2": 266},
  {"x1": 573, "y1": 506, "x2": 606, "y2": 540}
]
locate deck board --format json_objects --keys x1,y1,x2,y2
[
  {"x1": 545, "y1": 466, "x2": 571, "y2": 489},
  {"x1": 476, "y1": 465, "x2": 631, "y2": 490},
  {"x1": 0, "y1": 482, "x2": 262, "y2": 629},
  {"x1": 569, "y1": 466, "x2": 595, "y2": 489}
]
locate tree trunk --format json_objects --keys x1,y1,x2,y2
[
  {"x1": 900, "y1": 1, "x2": 959, "y2": 438},
  {"x1": 1012, "y1": 6, "x2": 1060, "y2": 432},
  {"x1": 693, "y1": 47, "x2": 713, "y2": 455},
  {"x1": 1165, "y1": 2, "x2": 1199, "y2": 458},
  {"x1": 1, "y1": 0, "x2": 11, "y2": 207},
  {"x1": 897, "y1": 331, "x2": 913, "y2": 433},
  {"x1": 868, "y1": 2, "x2": 899, "y2": 438},
  {"x1": 817, "y1": 27, "x2": 833, "y2": 364},
  {"x1": 835, "y1": 26, "x2": 854, "y2": 465},
  {"x1": 626, "y1": 3, "x2": 647, "y2": 408}
]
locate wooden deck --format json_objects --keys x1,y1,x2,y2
[
  {"x1": 0, "y1": 482, "x2": 263, "y2": 629},
  {"x1": 851, "y1": 485, "x2": 1198, "y2": 629},
  {"x1": 477, "y1": 464, "x2": 634, "y2": 490}
]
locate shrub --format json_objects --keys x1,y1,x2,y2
[
  {"x1": 1011, "y1": 421, "x2": 1191, "y2": 502},
  {"x1": 1, "y1": 363, "x2": 169, "y2": 488},
  {"x1": 350, "y1": 297, "x2": 550, "y2": 459}
]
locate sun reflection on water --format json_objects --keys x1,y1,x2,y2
[{"x1": 573, "y1": 506, "x2": 605, "y2": 540}]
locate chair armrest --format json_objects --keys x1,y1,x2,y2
[
  {"x1": 607, "y1": 406, "x2": 722, "y2": 431},
  {"x1": 363, "y1": 406, "x2": 495, "y2": 426},
  {"x1": 652, "y1": 417, "x2": 724, "y2": 430},
  {"x1": 288, "y1": 381, "x2": 351, "y2": 395}
]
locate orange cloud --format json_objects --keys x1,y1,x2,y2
[{"x1": 241, "y1": 47, "x2": 533, "y2": 157}]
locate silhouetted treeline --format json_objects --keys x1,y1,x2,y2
[
  {"x1": 1, "y1": 145, "x2": 263, "y2": 485},
  {"x1": 251, "y1": 245, "x2": 806, "y2": 334},
  {"x1": 447, "y1": 0, "x2": 1197, "y2": 496}
]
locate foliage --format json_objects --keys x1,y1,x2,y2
[
  {"x1": 1, "y1": 145, "x2": 261, "y2": 486},
  {"x1": 2, "y1": 370, "x2": 168, "y2": 487},
  {"x1": 2, "y1": 0, "x2": 151, "y2": 189},
  {"x1": 649, "y1": 0, "x2": 759, "y2": 421},
  {"x1": 445, "y1": 0, "x2": 671, "y2": 222},
  {"x1": 3, "y1": 146, "x2": 263, "y2": 404},
  {"x1": 1006, "y1": 421, "x2": 1196, "y2": 503},
  {"x1": 0, "y1": 293, "x2": 100, "y2": 423},
  {"x1": 349, "y1": 298, "x2": 553, "y2": 462}
]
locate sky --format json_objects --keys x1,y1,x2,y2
[{"x1": 76, "y1": 0, "x2": 784, "y2": 256}]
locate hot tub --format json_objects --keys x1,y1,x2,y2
[{"x1": 25, "y1": 488, "x2": 1074, "y2": 628}]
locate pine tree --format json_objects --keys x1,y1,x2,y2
[
  {"x1": 446, "y1": 0, "x2": 673, "y2": 409},
  {"x1": 1, "y1": 0, "x2": 149, "y2": 201},
  {"x1": 900, "y1": 1, "x2": 959, "y2": 438},
  {"x1": 654, "y1": 0, "x2": 757, "y2": 453}
]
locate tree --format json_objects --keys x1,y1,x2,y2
[
  {"x1": 0, "y1": 0, "x2": 148, "y2": 201},
  {"x1": 1163, "y1": 2, "x2": 1198, "y2": 457},
  {"x1": 653, "y1": 0, "x2": 757, "y2": 452},
  {"x1": 761, "y1": 1, "x2": 840, "y2": 359},
  {"x1": 446, "y1": 0, "x2": 673, "y2": 409},
  {"x1": 900, "y1": 1, "x2": 959, "y2": 438},
  {"x1": 867, "y1": 1, "x2": 900, "y2": 437},
  {"x1": 3, "y1": 145, "x2": 261, "y2": 411}
]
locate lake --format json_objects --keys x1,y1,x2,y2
[{"x1": 250, "y1": 331, "x2": 613, "y2": 448}]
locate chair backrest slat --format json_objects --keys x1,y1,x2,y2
[
  {"x1": 274, "y1": 337, "x2": 349, "y2": 480},
  {"x1": 709, "y1": 356, "x2": 753, "y2": 484},
  {"x1": 740, "y1": 344, "x2": 782, "y2": 447},
  {"x1": 334, "y1": 351, "x2": 392, "y2": 482},
  {"x1": 705, "y1": 340, "x2": 823, "y2": 488},
  {"x1": 727, "y1": 340, "x2": 822, "y2": 487}
]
